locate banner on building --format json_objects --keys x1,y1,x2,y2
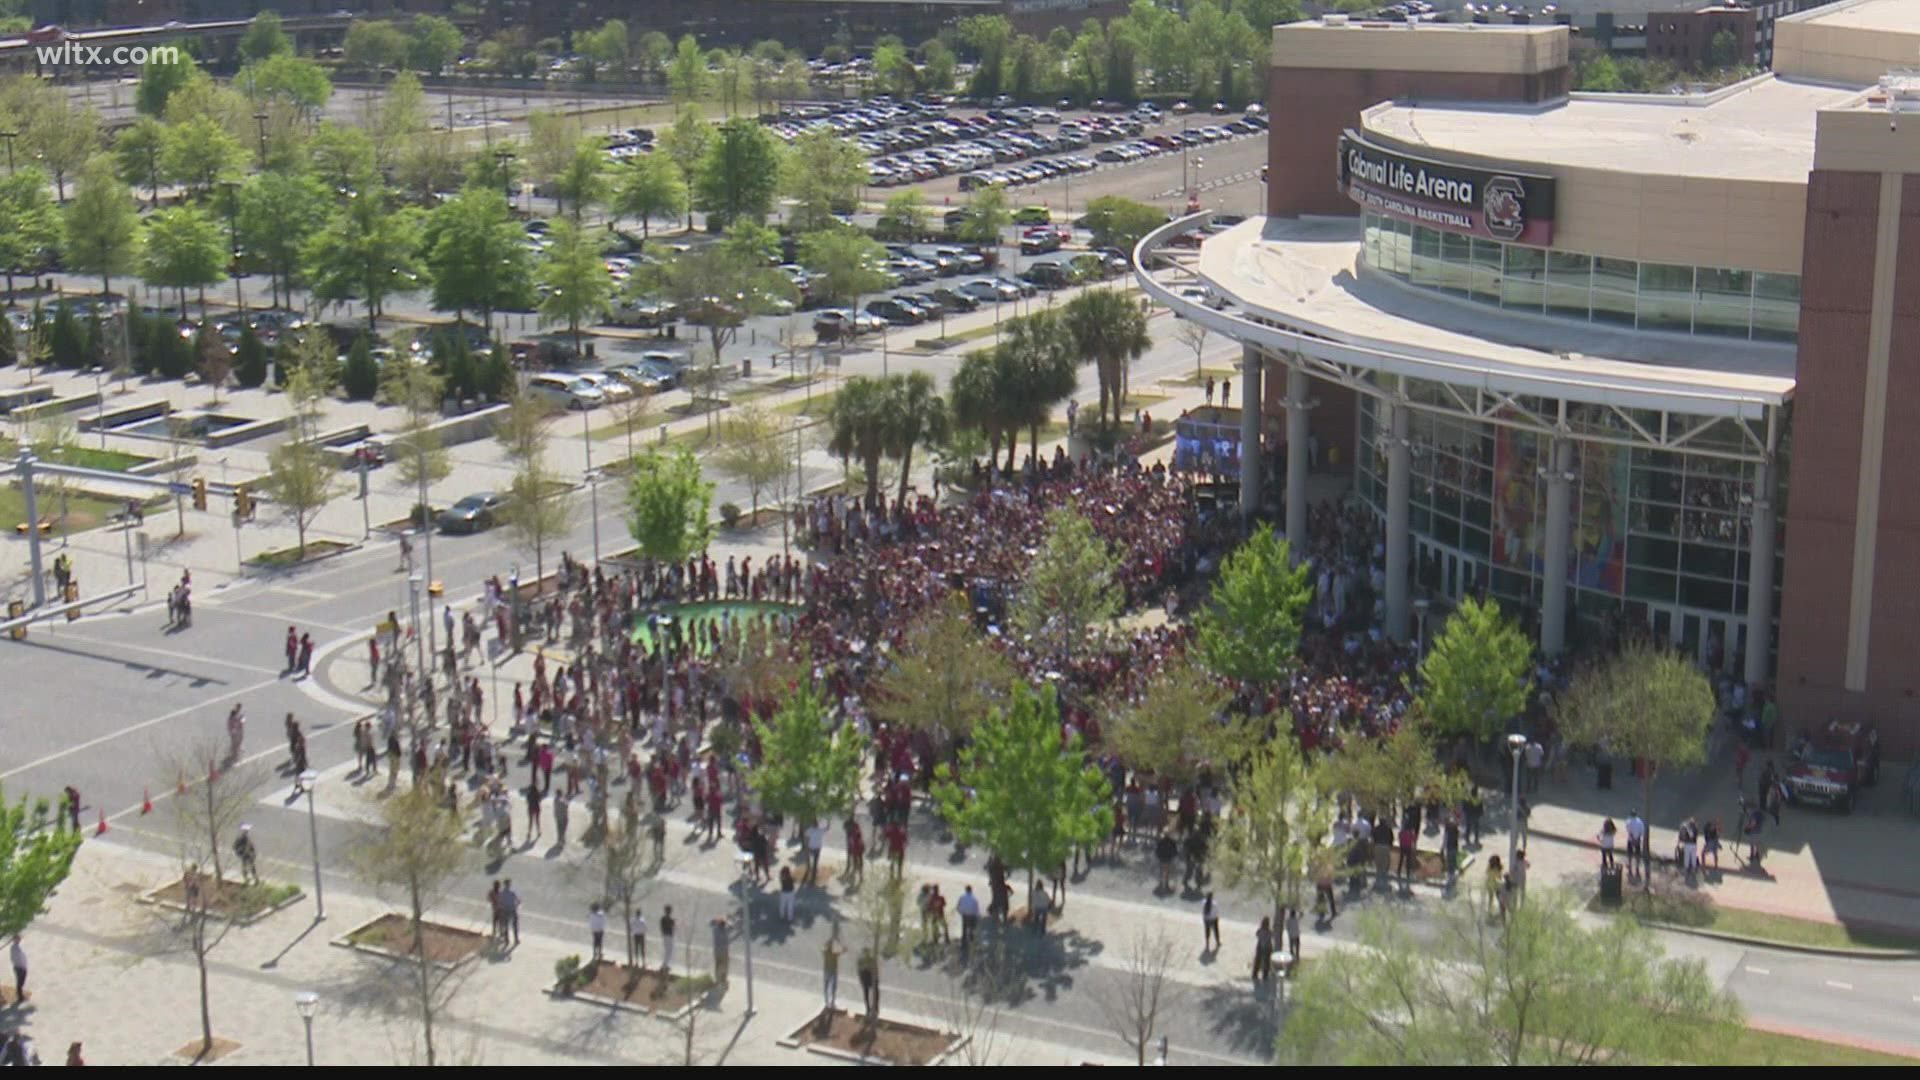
[{"x1": 1338, "y1": 131, "x2": 1556, "y2": 246}]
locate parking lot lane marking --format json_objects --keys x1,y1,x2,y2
[
  {"x1": 1825, "y1": 980, "x2": 1853, "y2": 991},
  {"x1": 1744, "y1": 965, "x2": 1771, "y2": 976}
]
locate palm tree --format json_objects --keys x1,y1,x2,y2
[
  {"x1": 1003, "y1": 311, "x2": 1078, "y2": 469},
  {"x1": 827, "y1": 375, "x2": 891, "y2": 508},
  {"x1": 951, "y1": 349, "x2": 1008, "y2": 482},
  {"x1": 881, "y1": 371, "x2": 949, "y2": 506},
  {"x1": 1063, "y1": 288, "x2": 1151, "y2": 428}
]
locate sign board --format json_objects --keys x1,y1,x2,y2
[
  {"x1": 1337, "y1": 131, "x2": 1556, "y2": 247},
  {"x1": 167, "y1": 480, "x2": 192, "y2": 496}
]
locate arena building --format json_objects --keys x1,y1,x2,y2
[{"x1": 1136, "y1": 0, "x2": 1920, "y2": 748}]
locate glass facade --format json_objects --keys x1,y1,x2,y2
[
  {"x1": 1354, "y1": 382, "x2": 1784, "y2": 671},
  {"x1": 1360, "y1": 212, "x2": 1802, "y2": 343}
]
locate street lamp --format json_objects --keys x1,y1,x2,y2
[
  {"x1": 736, "y1": 849, "x2": 756, "y2": 1016},
  {"x1": 409, "y1": 573, "x2": 425, "y2": 676},
  {"x1": 219, "y1": 180, "x2": 244, "y2": 312},
  {"x1": 252, "y1": 111, "x2": 269, "y2": 169},
  {"x1": 299, "y1": 768, "x2": 323, "y2": 920},
  {"x1": 293, "y1": 990, "x2": 318, "y2": 1066},
  {"x1": 91, "y1": 366, "x2": 105, "y2": 449},
  {"x1": 1506, "y1": 732, "x2": 1527, "y2": 876}
]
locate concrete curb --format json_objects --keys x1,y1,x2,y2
[
  {"x1": 138, "y1": 880, "x2": 306, "y2": 928},
  {"x1": 329, "y1": 914, "x2": 487, "y2": 971},
  {"x1": 241, "y1": 539, "x2": 364, "y2": 576},
  {"x1": 546, "y1": 980, "x2": 703, "y2": 1022},
  {"x1": 1612, "y1": 914, "x2": 1920, "y2": 961}
]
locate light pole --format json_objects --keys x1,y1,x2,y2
[
  {"x1": 220, "y1": 180, "x2": 244, "y2": 312},
  {"x1": 415, "y1": 433, "x2": 438, "y2": 668},
  {"x1": 294, "y1": 990, "x2": 318, "y2": 1066},
  {"x1": 409, "y1": 573, "x2": 425, "y2": 676},
  {"x1": 587, "y1": 467, "x2": 602, "y2": 565},
  {"x1": 736, "y1": 849, "x2": 756, "y2": 1015},
  {"x1": 253, "y1": 111, "x2": 269, "y2": 169},
  {"x1": 91, "y1": 366, "x2": 105, "y2": 448},
  {"x1": 1506, "y1": 732, "x2": 1527, "y2": 876},
  {"x1": 299, "y1": 768, "x2": 323, "y2": 920},
  {"x1": 0, "y1": 129, "x2": 17, "y2": 174}
]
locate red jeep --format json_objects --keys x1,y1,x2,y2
[{"x1": 1785, "y1": 720, "x2": 1881, "y2": 814}]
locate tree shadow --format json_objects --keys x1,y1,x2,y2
[{"x1": 1197, "y1": 980, "x2": 1281, "y2": 1059}]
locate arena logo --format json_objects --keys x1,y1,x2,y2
[{"x1": 1337, "y1": 131, "x2": 1556, "y2": 247}]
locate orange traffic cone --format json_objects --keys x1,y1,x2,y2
[
  {"x1": 141, "y1": 788, "x2": 153, "y2": 815},
  {"x1": 95, "y1": 809, "x2": 108, "y2": 836}
]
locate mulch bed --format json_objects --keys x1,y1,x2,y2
[
  {"x1": 341, "y1": 913, "x2": 486, "y2": 966},
  {"x1": 784, "y1": 1008, "x2": 961, "y2": 1066},
  {"x1": 146, "y1": 876, "x2": 300, "y2": 923},
  {"x1": 172, "y1": 1037, "x2": 240, "y2": 1062},
  {"x1": 564, "y1": 960, "x2": 713, "y2": 1015}
]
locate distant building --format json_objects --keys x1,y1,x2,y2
[{"x1": 1645, "y1": 4, "x2": 1756, "y2": 68}]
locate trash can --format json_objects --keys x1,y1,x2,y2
[
  {"x1": 1597, "y1": 760, "x2": 1614, "y2": 790},
  {"x1": 1599, "y1": 864, "x2": 1623, "y2": 905}
]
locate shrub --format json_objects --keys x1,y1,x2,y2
[
  {"x1": 554, "y1": 954, "x2": 587, "y2": 994},
  {"x1": 719, "y1": 501, "x2": 742, "y2": 528}
]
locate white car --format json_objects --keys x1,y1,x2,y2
[
  {"x1": 575, "y1": 371, "x2": 634, "y2": 402},
  {"x1": 526, "y1": 373, "x2": 605, "y2": 410}
]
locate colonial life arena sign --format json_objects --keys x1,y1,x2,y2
[{"x1": 1338, "y1": 131, "x2": 1556, "y2": 247}]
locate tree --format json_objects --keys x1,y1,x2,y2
[
  {"x1": 1014, "y1": 506, "x2": 1120, "y2": 655},
  {"x1": 797, "y1": 226, "x2": 888, "y2": 333},
  {"x1": 422, "y1": 186, "x2": 529, "y2": 326},
  {"x1": 578, "y1": 19, "x2": 632, "y2": 82},
  {"x1": 381, "y1": 361, "x2": 450, "y2": 497},
  {"x1": 159, "y1": 113, "x2": 246, "y2": 198},
  {"x1": 958, "y1": 182, "x2": 1012, "y2": 247},
  {"x1": 493, "y1": 387, "x2": 553, "y2": 467},
  {"x1": 551, "y1": 138, "x2": 610, "y2": 220},
  {"x1": 657, "y1": 109, "x2": 712, "y2": 229},
  {"x1": 0, "y1": 787, "x2": 80, "y2": 939},
  {"x1": 609, "y1": 390, "x2": 656, "y2": 460},
  {"x1": 611, "y1": 151, "x2": 688, "y2": 249},
  {"x1": 536, "y1": 219, "x2": 613, "y2": 357},
  {"x1": 163, "y1": 745, "x2": 267, "y2": 1059},
  {"x1": 933, "y1": 682, "x2": 1112, "y2": 904},
  {"x1": 195, "y1": 322, "x2": 234, "y2": 404},
  {"x1": 995, "y1": 310, "x2": 1078, "y2": 469},
  {"x1": 1416, "y1": 595, "x2": 1532, "y2": 743},
  {"x1": 233, "y1": 322, "x2": 267, "y2": 389},
  {"x1": 24, "y1": 100, "x2": 99, "y2": 203},
  {"x1": 303, "y1": 190, "x2": 423, "y2": 332},
  {"x1": 524, "y1": 110, "x2": 583, "y2": 195},
  {"x1": 63, "y1": 156, "x2": 140, "y2": 296},
  {"x1": 394, "y1": 128, "x2": 470, "y2": 204},
  {"x1": 136, "y1": 51, "x2": 203, "y2": 117},
  {"x1": 139, "y1": 206, "x2": 226, "y2": 317},
  {"x1": 1080, "y1": 194, "x2": 1165, "y2": 254},
  {"x1": 1193, "y1": 525, "x2": 1311, "y2": 689},
  {"x1": 1063, "y1": 287, "x2": 1151, "y2": 428},
  {"x1": 409, "y1": 14, "x2": 465, "y2": 74},
  {"x1": 236, "y1": 171, "x2": 329, "y2": 310},
  {"x1": 625, "y1": 447, "x2": 714, "y2": 564},
  {"x1": 340, "y1": 334, "x2": 379, "y2": 401},
  {"x1": 0, "y1": 166, "x2": 56, "y2": 303},
  {"x1": 711, "y1": 404, "x2": 787, "y2": 522},
  {"x1": 344, "y1": 19, "x2": 411, "y2": 75},
  {"x1": 1107, "y1": 657, "x2": 1241, "y2": 783},
  {"x1": 1553, "y1": 641, "x2": 1717, "y2": 818},
  {"x1": 871, "y1": 591, "x2": 1016, "y2": 749},
  {"x1": 1317, "y1": 718, "x2": 1464, "y2": 823},
  {"x1": 1176, "y1": 318, "x2": 1209, "y2": 384},
  {"x1": 747, "y1": 683, "x2": 868, "y2": 831},
  {"x1": 1215, "y1": 736, "x2": 1327, "y2": 929},
  {"x1": 646, "y1": 228, "x2": 795, "y2": 383},
  {"x1": 783, "y1": 128, "x2": 868, "y2": 233},
  {"x1": 112, "y1": 115, "x2": 168, "y2": 208},
  {"x1": 694, "y1": 116, "x2": 784, "y2": 227},
  {"x1": 371, "y1": 71, "x2": 428, "y2": 172},
  {"x1": 261, "y1": 417, "x2": 341, "y2": 556},
  {"x1": 351, "y1": 782, "x2": 471, "y2": 1067},
  {"x1": 499, "y1": 459, "x2": 573, "y2": 585},
  {"x1": 308, "y1": 122, "x2": 378, "y2": 194},
  {"x1": 826, "y1": 375, "x2": 890, "y2": 508},
  {"x1": 1094, "y1": 928, "x2": 1183, "y2": 1067},
  {"x1": 1277, "y1": 889, "x2": 1742, "y2": 1065},
  {"x1": 667, "y1": 34, "x2": 709, "y2": 103},
  {"x1": 882, "y1": 370, "x2": 948, "y2": 506},
  {"x1": 584, "y1": 813, "x2": 661, "y2": 973},
  {"x1": 876, "y1": 188, "x2": 931, "y2": 242},
  {"x1": 238, "y1": 10, "x2": 291, "y2": 62},
  {"x1": 240, "y1": 53, "x2": 332, "y2": 117}
]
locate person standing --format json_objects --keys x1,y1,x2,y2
[
  {"x1": 525, "y1": 784, "x2": 543, "y2": 842},
  {"x1": 285, "y1": 626, "x2": 299, "y2": 673},
  {"x1": 1625, "y1": 810, "x2": 1648, "y2": 883},
  {"x1": 779, "y1": 865, "x2": 798, "y2": 922},
  {"x1": 805, "y1": 821, "x2": 826, "y2": 884},
  {"x1": 659, "y1": 906, "x2": 676, "y2": 974},
  {"x1": 1442, "y1": 812, "x2": 1461, "y2": 887},
  {"x1": 628, "y1": 908, "x2": 647, "y2": 970},
  {"x1": 1524, "y1": 739, "x2": 1544, "y2": 794},
  {"x1": 1252, "y1": 917, "x2": 1274, "y2": 983},
  {"x1": 298, "y1": 632, "x2": 315, "y2": 677},
  {"x1": 233, "y1": 824, "x2": 259, "y2": 885},
  {"x1": 822, "y1": 935, "x2": 845, "y2": 1010},
  {"x1": 1510, "y1": 849, "x2": 1530, "y2": 908},
  {"x1": 553, "y1": 791, "x2": 570, "y2": 848},
  {"x1": 8, "y1": 936, "x2": 24, "y2": 1004},
  {"x1": 1285, "y1": 906, "x2": 1302, "y2": 969},
  {"x1": 956, "y1": 885, "x2": 981, "y2": 960},
  {"x1": 710, "y1": 917, "x2": 731, "y2": 982},
  {"x1": 857, "y1": 946, "x2": 880, "y2": 1020},
  {"x1": 1155, "y1": 830, "x2": 1178, "y2": 892},
  {"x1": 1030, "y1": 883, "x2": 1052, "y2": 935},
  {"x1": 1201, "y1": 891, "x2": 1222, "y2": 953},
  {"x1": 588, "y1": 904, "x2": 606, "y2": 964},
  {"x1": 1514, "y1": 796, "x2": 1531, "y2": 849},
  {"x1": 1598, "y1": 817, "x2": 1618, "y2": 870},
  {"x1": 500, "y1": 880, "x2": 521, "y2": 946},
  {"x1": 928, "y1": 885, "x2": 950, "y2": 949}
]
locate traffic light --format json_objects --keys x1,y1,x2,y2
[
  {"x1": 234, "y1": 484, "x2": 253, "y2": 521},
  {"x1": 191, "y1": 476, "x2": 207, "y2": 511}
]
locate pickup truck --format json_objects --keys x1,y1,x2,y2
[{"x1": 1785, "y1": 719, "x2": 1881, "y2": 813}]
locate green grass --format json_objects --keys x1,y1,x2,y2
[
  {"x1": 631, "y1": 601, "x2": 799, "y2": 656},
  {"x1": 249, "y1": 538, "x2": 351, "y2": 569},
  {"x1": 0, "y1": 436, "x2": 151, "y2": 472},
  {"x1": 1673, "y1": 1024, "x2": 1920, "y2": 1066},
  {"x1": 1121, "y1": 389, "x2": 1172, "y2": 409},
  {"x1": 233, "y1": 881, "x2": 302, "y2": 919},
  {"x1": 774, "y1": 389, "x2": 838, "y2": 417},
  {"x1": 1593, "y1": 889, "x2": 1920, "y2": 952},
  {"x1": 0, "y1": 485, "x2": 133, "y2": 534},
  {"x1": 1164, "y1": 366, "x2": 1237, "y2": 387}
]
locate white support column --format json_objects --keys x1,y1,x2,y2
[
  {"x1": 1540, "y1": 439, "x2": 1575, "y2": 657},
  {"x1": 1285, "y1": 365, "x2": 1310, "y2": 561},
  {"x1": 1385, "y1": 400, "x2": 1411, "y2": 642},
  {"x1": 1745, "y1": 464, "x2": 1776, "y2": 689},
  {"x1": 1239, "y1": 345, "x2": 1264, "y2": 521}
]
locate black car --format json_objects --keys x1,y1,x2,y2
[{"x1": 438, "y1": 492, "x2": 506, "y2": 534}]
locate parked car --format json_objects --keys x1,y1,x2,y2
[
  {"x1": 929, "y1": 286, "x2": 981, "y2": 312},
  {"x1": 866, "y1": 297, "x2": 927, "y2": 326},
  {"x1": 1019, "y1": 228, "x2": 1063, "y2": 256},
  {"x1": 1013, "y1": 205, "x2": 1052, "y2": 226},
  {"x1": 1785, "y1": 719, "x2": 1881, "y2": 813},
  {"x1": 575, "y1": 371, "x2": 634, "y2": 402},
  {"x1": 525, "y1": 372, "x2": 605, "y2": 410},
  {"x1": 635, "y1": 352, "x2": 685, "y2": 389},
  {"x1": 960, "y1": 278, "x2": 1019, "y2": 304},
  {"x1": 438, "y1": 492, "x2": 506, "y2": 534}
]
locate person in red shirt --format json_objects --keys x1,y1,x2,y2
[
  {"x1": 845, "y1": 819, "x2": 866, "y2": 885},
  {"x1": 884, "y1": 821, "x2": 908, "y2": 879}
]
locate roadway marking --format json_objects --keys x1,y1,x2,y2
[
  {"x1": 1826, "y1": 979, "x2": 1854, "y2": 991},
  {"x1": 26, "y1": 631, "x2": 284, "y2": 677},
  {"x1": 1744, "y1": 965, "x2": 1770, "y2": 976},
  {"x1": 0, "y1": 673, "x2": 284, "y2": 781}
]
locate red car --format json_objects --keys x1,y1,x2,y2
[{"x1": 1785, "y1": 719, "x2": 1881, "y2": 813}]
